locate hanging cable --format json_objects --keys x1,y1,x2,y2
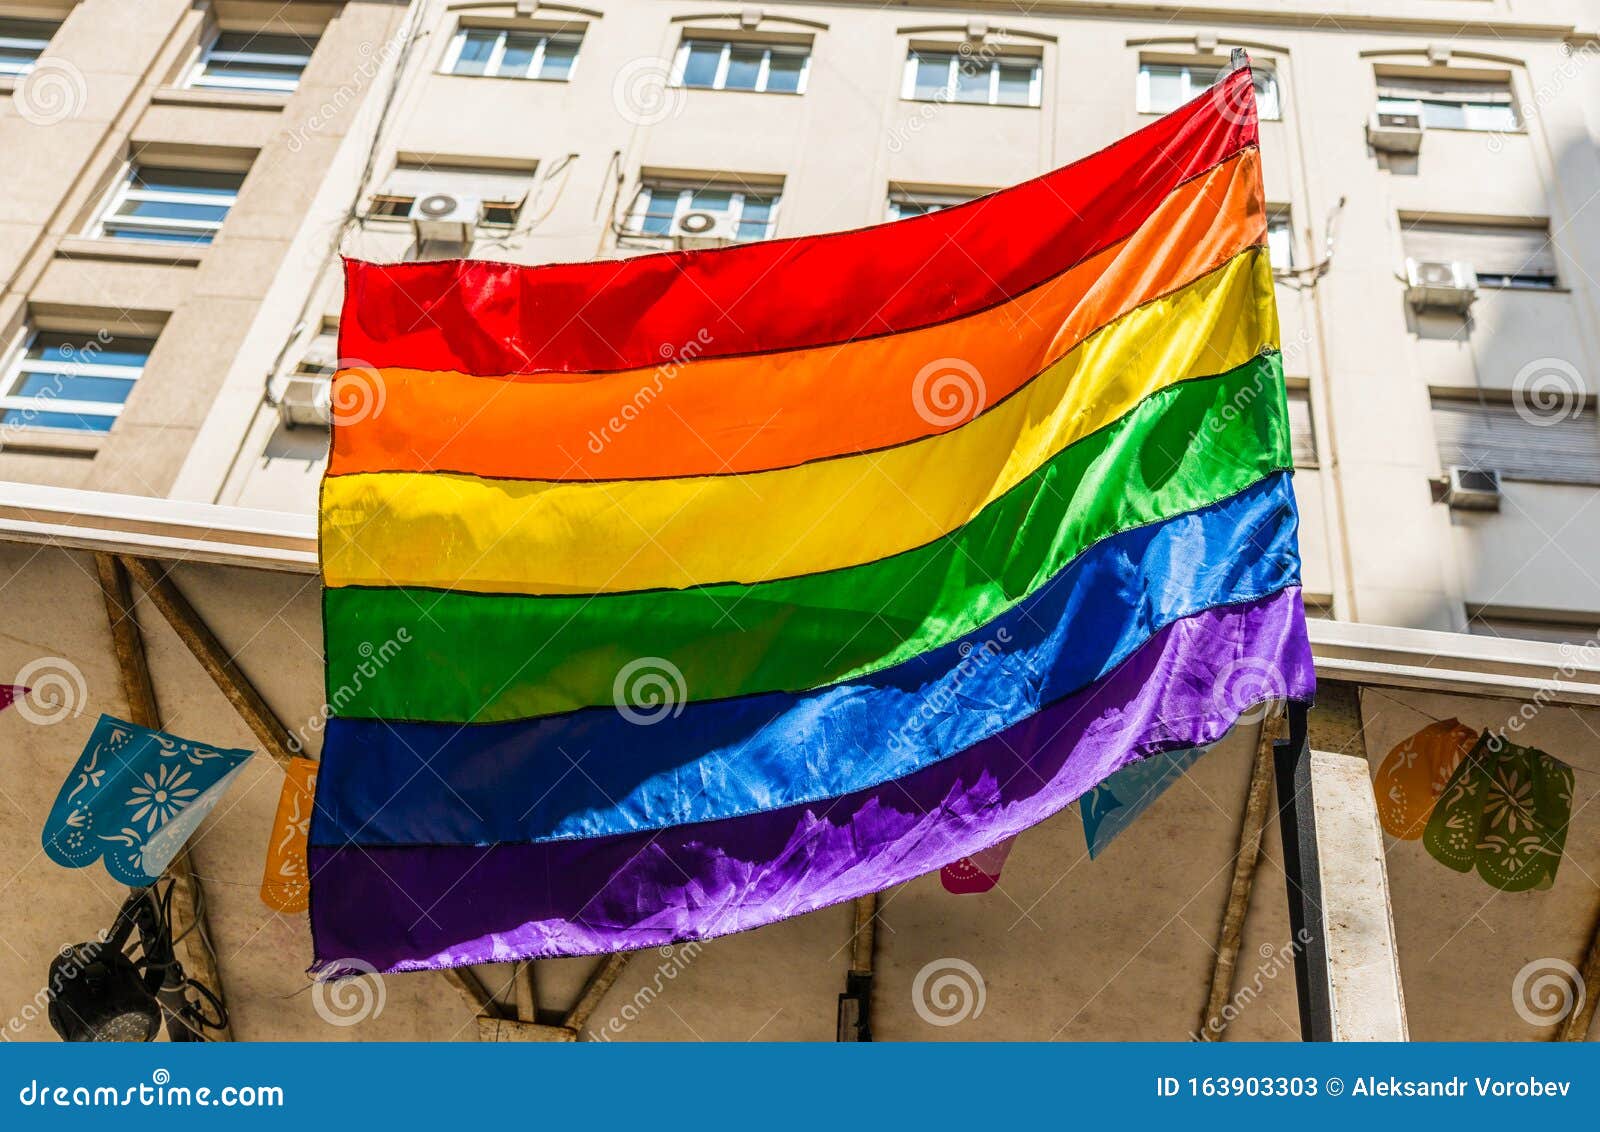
[{"x1": 1274, "y1": 195, "x2": 1346, "y2": 288}]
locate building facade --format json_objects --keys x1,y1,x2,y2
[
  {"x1": 3, "y1": 0, "x2": 1600, "y2": 639},
  {"x1": 0, "y1": 0, "x2": 1598, "y2": 1042}
]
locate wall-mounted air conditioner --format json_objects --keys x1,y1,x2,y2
[
  {"x1": 1443, "y1": 465, "x2": 1501, "y2": 512},
  {"x1": 672, "y1": 209, "x2": 735, "y2": 250},
  {"x1": 1368, "y1": 109, "x2": 1424, "y2": 154},
  {"x1": 410, "y1": 193, "x2": 482, "y2": 244},
  {"x1": 278, "y1": 374, "x2": 332, "y2": 428},
  {"x1": 1405, "y1": 258, "x2": 1478, "y2": 312}
]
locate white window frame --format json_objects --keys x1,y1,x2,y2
[
  {"x1": 887, "y1": 189, "x2": 976, "y2": 221},
  {"x1": 0, "y1": 327, "x2": 150, "y2": 433},
  {"x1": 1374, "y1": 94, "x2": 1518, "y2": 133},
  {"x1": 1401, "y1": 218, "x2": 1559, "y2": 290},
  {"x1": 901, "y1": 49, "x2": 1042, "y2": 108},
  {"x1": 1137, "y1": 61, "x2": 1282, "y2": 120},
  {"x1": 0, "y1": 19, "x2": 56, "y2": 77},
  {"x1": 91, "y1": 164, "x2": 242, "y2": 245},
  {"x1": 440, "y1": 25, "x2": 583, "y2": 81},
  {"x1": 186, "y1": 30, "x2": 314, "y2": 93},
  {"x1": 1266, "y1": 209, "x2": 1295, "y2": 269},
  {"x1": 627, "y1": 183, "x2": 782, "y2": 242},
  {"x1": 669, "y1": 38, "x2": 811, "y2": 94}
]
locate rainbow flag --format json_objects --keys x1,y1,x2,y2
[{"x1": 310, "y1": 66, "x2": 1314, "y2": 973}]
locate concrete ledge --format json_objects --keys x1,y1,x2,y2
[
  {"x1": 2, "y1": 480, "x2": 1599, "y2": 704},
  {"x1": 1310, "y1": 749, "x2": 1409, "y2": 1041}
]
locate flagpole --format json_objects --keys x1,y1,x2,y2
[{"x1": 1273, "y1": 701, "x2": 1335, "y2": 1041}]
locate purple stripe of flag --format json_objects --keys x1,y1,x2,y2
[{"x1": 309, "y1": 588, "x2": 1314, "y2": 973}]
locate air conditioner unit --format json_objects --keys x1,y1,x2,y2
[
  {"x1": 1443, "y1": 465, "x2": 1501, "y2": 512},
  {"x1": 672, "y1": 209, "x2": 735, "y2": 250},
  {"x1": 410, "y1": 193, "x2": 482, "y2": 244},
  {"x1": 1405, "y1": 258, "x2": 1478, "y2": 312},
  {"x1": 278, "y1": 373, "x2": 332, "y2": 428},
  {"x1": 1368, "y1": 109, "x2": 1425, "y2": 154}
]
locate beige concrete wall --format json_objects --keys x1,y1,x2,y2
[{"x1": 0, "y1": 0, "x2": 409, "y2": 494}]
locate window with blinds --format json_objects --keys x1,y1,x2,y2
[
  {"x1": 1431, "y1": 397, "x2": 1600, "y2": 486},
  {"x1": 1400, "y1": 219, "x2": 1558, "y2": 289},
  {"x1": 1375, "y1": 74, "x2": 1518, "y2": 132},
  {"x1": 1467, "y1": 612, "x2": 1600, "y2": 648},
  {"x1": 1286, "y1": 385, "x2": 1317, "y2": 466}
]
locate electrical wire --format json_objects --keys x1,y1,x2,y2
[
  {"x1": 1361, "y1": 686, "x2": 1600, "y2": 775},
  {"x1": 1273, "y1": 195, "x2": 1345, "y2": 289}
]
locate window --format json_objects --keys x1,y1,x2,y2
[
  {"x1": 887, "y1": 188, "x2": 976, "y2": 221},
  {"x1": 1376, "y1": 75, "x2": 1518, "y2": 132},
  {"x1": 1401, "y1": 219, "x2": 1558, "y2": 290},
  {"x1": 672, "y1": 38, "x2": 809, "y2": 93},
  {"x1": 1286, "y1": 385, "x2": 1317, "y2": 466},
  {"x1": 368, "y1": 162, "x2": 534, "y2": 228},
  {"x1": 1467, "y1": 611, "x2": 1600, "y2": 647},
  {"x1": 1266, "y1": 209, "x2": 1294, "y2": 269},
  {"x1": 188, "y1": 30, "x2": 316, "y2": 92},
  {"x1": 443, "y1": 26, "x2": 580, "y2": 80},
  {"x1": 1139, "y1": 61, "x2": 1281, "y2": 120},
  {"x1": 0, "y1": 16, "x2": 56, "y2": 77},
  {"x1": 0, "y1": 329, "x2": 154, "y2": 433},
  {"x1": 903, "y1": 49, "x2": 1041, "y2": 107},
  {"x1": 1431, "y1": 396, "x2": 1600, "y2": 486},
  {"x1": 627, "y1": 181, "x2": 781, "y2": 242},
  {"x1": 94, "y1": 165, "x2": 245, "y2": 245}
]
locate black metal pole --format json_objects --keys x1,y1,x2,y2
[{"x1": 1273, "y1": 702, "x2": 1335, "y2": 1041}]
